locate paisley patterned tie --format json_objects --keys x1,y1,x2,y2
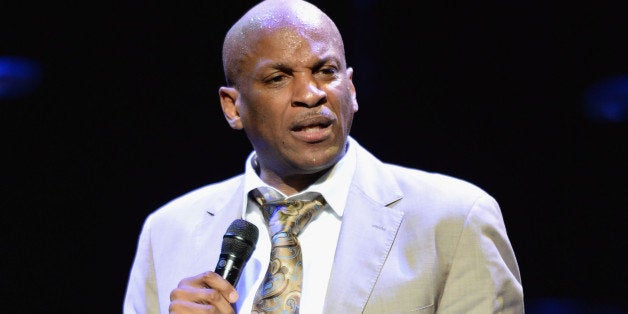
[{"x1": 249, "y1": 187, "x2": 326, "y2": 314}]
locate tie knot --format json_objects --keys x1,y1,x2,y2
[{"x1": 249, "y1": 188, "x2": 326, "y2": 236}]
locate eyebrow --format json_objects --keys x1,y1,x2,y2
[
  {"x1": 268, "y1": 57, "x2": 338, "y2": 73},
  {"x1": 269, "y1": 63, "x2": 293, "y2": 74}
]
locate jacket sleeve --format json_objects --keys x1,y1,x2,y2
[
  {"x1": 438, "y1": 194, "x2": 524, "y2": 313},
  {"x1": 123, "y1": 214, "x2": 161, "y2": 314}
]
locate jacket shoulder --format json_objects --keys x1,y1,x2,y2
[
  {"x1": 388, "y1": 164, "x2": 489, "y2": 197},
  {"x1": 147, "y1": 174, "x2": 244, "y2": 224},
  {"x1": 383, "y1": 163, "x2": 497, "y2": 218}
]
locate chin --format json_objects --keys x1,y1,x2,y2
[{"x1": 296, "y1": 147, "x2": 343, "y2": 173}]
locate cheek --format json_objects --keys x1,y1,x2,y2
[
  {"x1": 240, "y1": 99, "x2": 283, "y2": 136},
  {"x1": 338, "y1": 92, "x2": 357, "y2": 117}
]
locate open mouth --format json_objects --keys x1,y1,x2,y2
[
  {"x1": 291, "y1": 115, "x2": 334, "y2": 131},
  {"x1": 292, "y1": 120, "x2": 332, "y2": 132},
  {"x1": 290, "y1": 115, "x2": 335, "y2": 142}
]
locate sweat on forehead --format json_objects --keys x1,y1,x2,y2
[{"x1": 221, "y1": 0, "x2": 344, "y2": 86}]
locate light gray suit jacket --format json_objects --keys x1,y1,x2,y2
[{"x1": 124, "y1": 139, "x2": 524, "y2": 313}]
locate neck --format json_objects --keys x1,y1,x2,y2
[{"x1": 260, "y1": 169, "x2": 328, "y2": 196}]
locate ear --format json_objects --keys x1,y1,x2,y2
[
  {"x1": 219, "y1": 86, "x2": 243, "y2": 130},
  {"x1": 346, "y1": 67, "x2": 359, "y2": 113}
]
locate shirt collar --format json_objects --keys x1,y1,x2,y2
[{"x1": 241, "y1": 137, "x2": 357, "y2": 217}]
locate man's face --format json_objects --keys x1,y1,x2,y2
[{"x1": 233, "y1": 26, "x2": 358, "y2": 179}]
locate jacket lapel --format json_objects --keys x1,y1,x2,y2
[
  {"x1": 190, "y1": 178, "x2": 245, "y2": 269},
  {"x1": 323, "y1": 141, "x2": 405, "y2": 312}
]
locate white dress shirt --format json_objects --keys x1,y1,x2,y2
[{"x1": 235, "y1": 140, "x2": 357, "y2": 313}]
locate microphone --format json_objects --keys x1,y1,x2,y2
[{"x1": 214, "y1": 219, "x2": 259, "y2": 287}]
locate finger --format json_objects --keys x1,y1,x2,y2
[
  {"x1": 168, "y1": 299, "x2": 229, "y2": 314},
  {"x1": 169, "y1": 288, "x2": 235, "y2": 314},
  {"x1": 177, "y1": 271, "x2": 215, "y2": 289},
  {"x1": 197, "y1": 271, "x2": 238, "y2": 303},
  {"x1": 169, "y1": 299, "x2": 209, "y2": 313},
  {"x1": 169, "y1": 272, "x2": 237, "y2": 313},
  {"x1": 170, "y1": 284, "x2": 231, "y2": 304}
]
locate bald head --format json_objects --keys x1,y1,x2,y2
[{"x1": 222, "y1": 0, "x2": 345, "y2": 86}]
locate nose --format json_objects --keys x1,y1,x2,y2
[{"x1": 292, "y1": 75, "x2": 326, "y2": 108}]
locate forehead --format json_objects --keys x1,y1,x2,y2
[
  {"x1": 223, "y1": 2, "x2": 346, "y2": 84},
  {"x1": 248, "y1": 26, "x2": 340, "y2": 62},
  {"x1": 254, "y1": 2, "x2": 325, "y2": 31}
]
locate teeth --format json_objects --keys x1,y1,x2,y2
[{"x1": 302, "y1": 125, "x2": 322, "y2": 132}]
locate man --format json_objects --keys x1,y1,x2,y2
[{"x1": 124, "y1": 0, "x2": 524, "y2": 313}]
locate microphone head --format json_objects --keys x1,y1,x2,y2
[{"x1": 221, "y1": 219, "x2": 259, "y2": 260}]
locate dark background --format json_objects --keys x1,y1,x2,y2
[{"x1": 2, "y1": 0, "x2": 626, "y2": 313}]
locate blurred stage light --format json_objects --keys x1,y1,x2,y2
[
  {"x1": 583, "y1": 74, "x2": 628, "y2": 123},
  {"x1": 0, "y1": 56, "x2": 42, "y2": 100}
]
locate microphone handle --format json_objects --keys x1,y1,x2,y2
[{"x1": 215, "y1": 253, "x2": 247, "y2": 286}]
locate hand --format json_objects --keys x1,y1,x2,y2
[{"x1": 169, "y1": 271, "x2": 239, "y2": 313}]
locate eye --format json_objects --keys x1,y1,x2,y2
[
  {"x1": 264, "y1": 74, "x2": 288, "y2": 85},
  {"x1": 320, "y1": 66, "x2": 338, "y2": 76}
]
